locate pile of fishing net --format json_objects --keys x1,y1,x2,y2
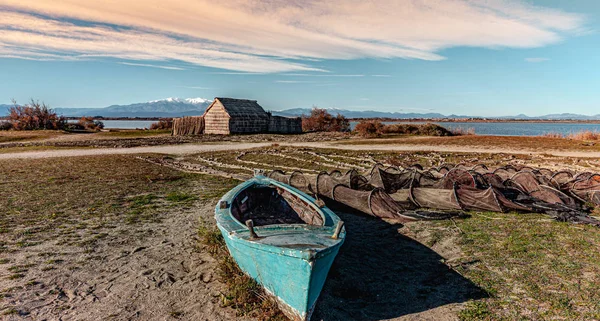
[{"x1": 267, "y1": 163, "x2": 600, "y2": 226}]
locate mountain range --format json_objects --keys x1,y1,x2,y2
[{"x1": 1, "y1": 98, "x2": 600, "y2": 120}]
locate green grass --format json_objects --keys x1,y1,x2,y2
[
  {"x1": 417, "y1": 212, "x2": 600, "y2": 320},
  {"x1": 166, "y1": 192, "x2": 197, "y2": 203}
]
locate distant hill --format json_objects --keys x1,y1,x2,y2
[
  {"x1": 2, "y1": 99, "x2": 600, "y2": 120},
  {"x1": 274, "y1": 107, "x2": 600, "y2": 120},
  {"x1": 0, "y1": 98, "x2": 212, "y2": 118}
]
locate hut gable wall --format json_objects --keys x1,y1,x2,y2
[{"x1": 203, "y1": 100, "x2": 231, "y2": 135}]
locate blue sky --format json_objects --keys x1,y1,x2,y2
[{"x1": 0, "y1": 0, "x2": 598, "y2": 116}]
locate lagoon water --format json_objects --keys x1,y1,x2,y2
[
  {"x1": 349, "y1": 121, "x2": 600, "y2": 136},
  {"x1": 67, "y1": 120, "x2": 156, "y2": 129},
  {"x1": 59, "y1": 119, "x2": 600, "y2": 135}
]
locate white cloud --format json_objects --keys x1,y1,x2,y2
[
  {"x1": 119, "y1": 62, "x2": 186, "y2": 70},
  {"x1": 0, "y1": 1, "x2": 585, "y2": 72},
  {"x1": 525, "y1": 57, "x2": 550, "y2": 62}
]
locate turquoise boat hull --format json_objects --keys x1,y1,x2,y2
[{"x1": 215, "y1": 176, "x2": 345, "y2": 321}]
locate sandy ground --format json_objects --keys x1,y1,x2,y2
[
  {"x1": 2, "y1": 201, "x2": 250, "y2": 321},
  {"x1": 3, "y1": 140, "x2": 600, "y2": 160},
  {"x1": 2, "y1": 191, "x2": 473, "y2": 321},
  {"x1": 1, "y1": 138, "x2": 581, "y2": 321}
]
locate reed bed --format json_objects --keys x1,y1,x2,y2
[{"x1": 541, "y1": 130, "x2": 600, "y2": 141}]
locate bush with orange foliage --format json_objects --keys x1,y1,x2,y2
[
  {"x1": 301, "y1": 108, "x2": 350, "y2": 132},
  {"x1": 149, "y1": 118, "x2": 173, "y2": 130},
  {"x1": 354, "y1": 120, "x2": 384, "y2": 137},
  {"x1": 8, "y1": 99, "x2": 66, "y2": 130},
  {"x1": 77, "y1": 116, "x2": 105, "y2": 131}
]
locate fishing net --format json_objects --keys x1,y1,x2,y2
[
  {"x1": 455, "y1": 186, "x2": 505, "y2": 212},
  {"x1": 434, "y1": 168, "x2": 475, "y2": 189},
  {"x1": 551, "y1": 171, "x2": 574, "y2": 186},
  {"x1": 369, "y1": 167, "x2": 416, "y2": 193},
  {"x1": 265, "y1": 161, "x2": 600, "y2": 227},
  {"x1": 472, "y1": 164, "x2": 489, "y2": 174},
  {"x1": 289, "y1": 171, "x2": 313, "y2": 194},
  {"x1": 482, "y1": 173, "x2": 505, "y2": 189},
  {"x1": 409, "y1": 188, "x2": 462, "y2": 210},
  {"x1": 569, "y1": 174, "x2": 600, "y2": 205},
  {"x1": 493, "y1": 168, "x2": 512, "y2": 181},
  {"x1": 510, "y1": 171, "x2": 541, "y2": 193}
]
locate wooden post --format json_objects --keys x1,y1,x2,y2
[
  {"x1": 245, "y1": 219, "x2": 259, "y2": 240},
  {"x1": 332, "y1": 220, "x2": 344, "y2": 239}
]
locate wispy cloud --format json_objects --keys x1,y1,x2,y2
[
  {"x1": 0, "y1": 1, "x2": 585, "y2": 72},
  {"x1": 371, "y1": 74, "x2": 393, "y2": 78},
  {"x1": 179, "y1": 86, "x2": 213, "y2": 90},
  {"x1": 525, "y1": 57, "x2": 551, "y2": 63},
  {"x1": 280, "y1": 73, "x2": 365, "y2": 77},
  {"x1": 275, "y1": 80, "x2": 317, "y2": 84},
  {"x1": 119, "y1": 62, "x2": 185, "y2": 70}
]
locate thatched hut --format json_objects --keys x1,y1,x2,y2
[{"x1": 202, "y1": 97, "x2": 301, "y2": 135}]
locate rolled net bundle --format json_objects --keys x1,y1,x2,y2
[
  {"x1": 288, "y1": 171, "x2": 313, "y2": 194},
  {"x1": 268, "y1": 170, "x2": 291, "y2": 184}
]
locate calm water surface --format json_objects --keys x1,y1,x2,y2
[
  {"x1": 349, "y1": 121, "x2": 600, "y2": 136},
  {"x1": 58, "y1": 119, "x2": 600, "y2": 135},
  {"x1": 67, "y1": 120, "x2": 156, "y2": 129}
]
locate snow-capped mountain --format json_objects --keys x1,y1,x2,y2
[
  {"x1": 49, "y1": 98, "x2": 213, "y2": 117},
  {"x1": 148, "y1": 97, "x2": 210, "y2": 105}
]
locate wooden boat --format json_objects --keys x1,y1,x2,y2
[{"x1": 215, "y1": 173, "x2": 345, "y2": 321}]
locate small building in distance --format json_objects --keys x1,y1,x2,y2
[{"x1": 201, "y1": 97, "x2": 301, "y2": 135}]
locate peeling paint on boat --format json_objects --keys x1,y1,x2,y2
[{"x1": 215, "y1": 175, "x2": 345, "y2": 321}]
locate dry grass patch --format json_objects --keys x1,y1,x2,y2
[
  {"x1": 198, "y1": 222, "x2": 287, "y2": 321},
  {"x1": 342, "y1": 135, "x2": 600, "y2": 152},
  {"x1": 0, "y1": 130, "x2": 65, "y2": 143}
]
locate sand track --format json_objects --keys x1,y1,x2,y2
[{"x1": 3, "y1": 141, "x2": 600, "y2": 159}]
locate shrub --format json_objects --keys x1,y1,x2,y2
[
  {"x1": 8, "y1": 99, "x2": 66, "y2": 130},
  {"x1": 149, "y1": 118, "x2": 173, "y2": 130},
  {"x1": 77, "y1": 117, "x2": 104, "y2": 131},
  {"x1": 568, "y1": 130, "x2": 600, "y2": 141},
  {"x1": 302, "y1": 108, "x2": 350, "y2": 132},
  {"x1": 541, "y1": 132, "x2": 564, "y2": 139},
  {"x1": 0, "y1": 121, "x2": 13, "y2": 131},
  {"x1": 450, "y1": 126, "x2": 476, "y2": 136},
  {"x1": 353, "y1": 121, "x2": 455, "y2": 137},
  {"x1": 354, "y1": 120, "x2": 384, "y2": 137}
]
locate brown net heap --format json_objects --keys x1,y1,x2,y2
[{"x1": 268, "y1": 163, "x2": 600, "y2": 226}]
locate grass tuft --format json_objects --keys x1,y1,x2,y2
[
  {"x1": 166, "y1": 192, "x2": 197, "y2": 203},
  {"x1": 198, "y1": 221, "x2": 287, "y2": 321}
]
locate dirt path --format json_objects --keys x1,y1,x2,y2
[{"x1": 3, "y1": 141, "x2": 600, "y2": 159}]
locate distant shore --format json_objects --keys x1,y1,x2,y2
[{"x1": 349, "y1": 118, "x2": 600, "y2": 124}]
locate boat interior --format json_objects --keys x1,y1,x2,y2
[{"x1": 231, "y1": 185, "x2": 325, "y2": 227}]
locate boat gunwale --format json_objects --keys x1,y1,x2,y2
[
  {"x1": 221, "y1": 176, "x2": 331, "y2": 230},
  {"x1": 215, "y1": 176, "x2": 345, "y2": 259}
]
